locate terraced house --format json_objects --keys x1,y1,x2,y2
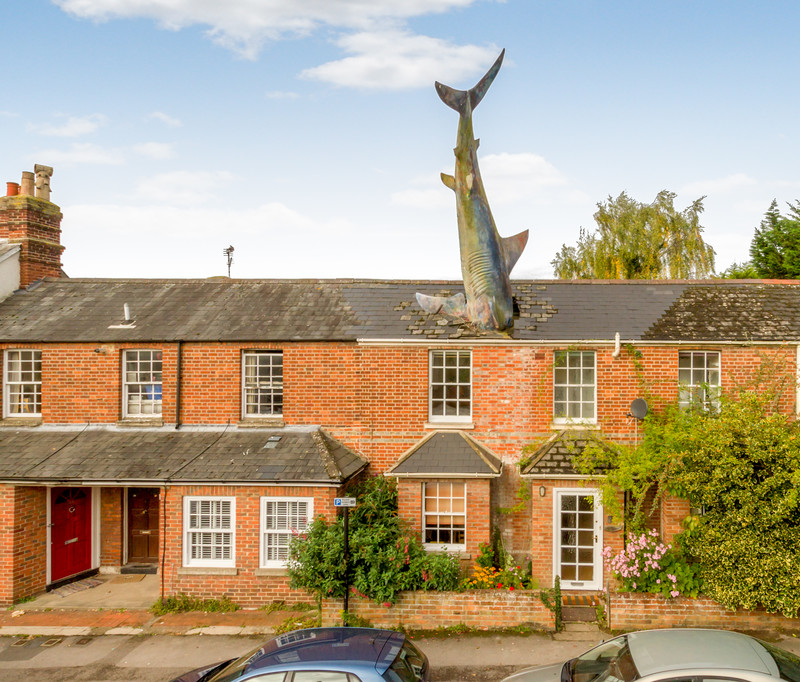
[{"x1": 1, "y1": 172, "x2": 798, "y2": 607}]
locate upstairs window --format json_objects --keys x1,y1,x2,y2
[
  {"x1": 423, "y1": 481, "x2": 466, "y2": 551},
  {"x1": 184, "y1": 497, "x2": 235, "y2": 567},
  {"x1": 429, "y1": 349, "x2": 471, "y2": 422},
  {"x1": 554, "y1": 350, "x2": 596, "y2": 423},
  {"x1": 260, "y1": 497, "x2": 312, "y2": 568},
  {"x1": 3, "y1": 349, "x2": 42, "y2": 417},
  {"x1": 679, "y1": 351, "x2": 720, "y2": 410},
  {"x1": 242, "y1": 351, "x2": 283, "y2": 417},
  {"x1": 123, "y1": 350, "x2": 162, "y2": 417}
]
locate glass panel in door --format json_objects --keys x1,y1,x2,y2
[{"x1": 556, "y1": 490, "x2": 601, "y2": 589}]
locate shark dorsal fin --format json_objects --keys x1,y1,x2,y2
[
  {"x1": 440, "y1": 173, "x2": 456, "y2": 191},
  {"x1": 503, "y1": 229, "x2": 529, "y2": 274}
]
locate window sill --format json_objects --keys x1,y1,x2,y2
[
  {"x1": 118, "y1": 418, "x2": 164, "y2": 427},
  {"x1": 550, "y1": 421, "x2": 598, "y2": 430},
  {"x1": 423, "y1": 546, "x2": 469, "y2": 559},
  {"x1": 424, "y1": 421, "x2": 474, "y2": 430},
  {"x1": 238, "y1": 417, "x2": 285, "y2": 428},
  {"x1": 255, "y1": 568, "x2": 289, "y2": 577},
  {"x1": 178, "y1": 567, "x2": 238, "y2": 576},
  {"x1": 0, "y1": 417, "x2": 42, "y2": 427}
]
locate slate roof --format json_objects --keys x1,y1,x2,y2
[
  {"x1": 388, "y1": 431, "x2": 502, "y2": 477},
  {"x1": 1, "y1": 278, "x2": 799, "y2": 343},
  {"x1": 520, "y1": 430, "x2": 614, "y2": 478},
  {"x1": 0, "y1": 426, "x2": 368, "y2": 484}
]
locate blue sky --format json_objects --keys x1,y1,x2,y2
[{"x1": 3, "y1": 0, "x2": 800, "y2": 279}]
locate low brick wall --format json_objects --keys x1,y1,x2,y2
[
  {"x1": 609, "y1": 592, "x2": 800, "y2": 633},
  {"x1": 322, "y1": 590, "x2": 555, "y2": 631}
]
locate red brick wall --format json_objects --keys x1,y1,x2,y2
[
  {"x1": 396, "y1": 478, "x2": 491, "y2": 563},
  {"x1": 0, "y1": 485, "x2": 47, "y2": 605},
  {"x1": 100, "y1": 488, "x2": 124, "y2": 566},
  {"x1": 609, "y1": 592, "x2": 800, "y2": 632},
  {"x1": 159, "y1": 484, "x2": 341, "y2": 608},
  {"x1": 321, "y1": 589, "x2": 555, "y2": 630}
]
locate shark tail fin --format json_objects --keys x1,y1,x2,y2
[
  {"x1": 434, "y1": 49, "x2": 505, "y2": 115},
  {"x1": 416, "y1": 292, "x2": 467, "y2": 318},
  {"x1": 503, "y1": 229, "x2": 529, "y2": 274}
]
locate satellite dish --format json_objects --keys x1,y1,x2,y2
[{"x1": 629, "y1": 398, "x2": 648, "y2": 420}]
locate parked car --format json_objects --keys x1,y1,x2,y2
[
  {"x1": 502, "y1": 629, "x2": 800, "y2": 682},
  {"x1": 170, "y1": 627, "x2": 430, "y2": 682}
]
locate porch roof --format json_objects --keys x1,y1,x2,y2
[
  {"x1": 520, "y1": 430, "x2": 614, "y2": 478},
  {"x1": 0, "y1": 425, "x2": 368, "y2": 485},
  {"x1": 387, "y1": 431, "x2": 502, "y2": 477}
]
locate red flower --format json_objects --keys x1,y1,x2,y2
[{"x1": 509, "y1": 586, "x2": 515, "y2": 591}]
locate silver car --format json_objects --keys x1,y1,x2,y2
[{"x1": 502, "y1": 629, "x2": 800, "y2": 682}]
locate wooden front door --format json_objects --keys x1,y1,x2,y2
[
  {"x1": 127, "y1": 488, "x2": 160, "y2": 563},
  {"x1": 51, "y1": 487, "x2": 92, "y2": 583}
]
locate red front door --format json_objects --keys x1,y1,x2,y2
[{"x1": 51, "y1": 487, "x2": 92, "y2": 582}]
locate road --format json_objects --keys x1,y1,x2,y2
[{"x1": 0, "y1": 631, "x2": 595, "y2": 681}]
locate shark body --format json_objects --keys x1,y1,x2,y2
[{"x1": 416, "y1": 49, "x2": 528, "y2": 331}]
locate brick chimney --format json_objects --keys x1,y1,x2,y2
[{"x1": 0, "y1": 165, "x2": 64, "y2": 288}]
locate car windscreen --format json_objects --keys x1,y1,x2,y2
[
  {"x1": 570, "y1": 636, "x2": 639, "y2": 682},
  {"x1": 382, "y1": 640, "x2": 427, "y2": 682},
  {"x1": 758, "y1": 640, "x2": 800, "y2": 682}
]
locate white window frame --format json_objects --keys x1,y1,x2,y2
[
  {"x1": 3, "y1": 349, "x2": 42, "y2": 418},
  {"x1": 553, "y1": 350, "x2": 596, "y2": 424},
  {"x1": 260, "y1": 497, "x2": 313, "y2": 568},
  {"x1": 678, "y1": 350, "x2": 721, "y2": 411},
  {"x1": 122, "y1": 349, "x2": 162, "y2": 418},
  {"x1": 422, "y1": 481, "x2": 466, "y2": 552},
  {"x1": 242, "y1": 350, "x2": 283, "y2": 419},
  {"x1": 183, "y1": 496, "x2": 236, "y2": 568},
  {"x1": 428, "y1": 349, "x2": 472, "y2": 423}
]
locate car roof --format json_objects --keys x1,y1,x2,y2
[
  {"x1": 627, "y1": 630, "x2": 779, "y2": 678},
  {"x1": 249, "y1": 627, "x2": 403, "y2": 675}
]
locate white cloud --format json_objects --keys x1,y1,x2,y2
[
  {"x1": 301, "y1": 31, "x2": 498, "y2": 89},
  {"x1": 54, "y1": 0, "x2": 481, "y2": 59},
  {"x1": 28, "y1": 114, "x2": 107, "y2": 138},
  {"x1": 61, "y1": 200, "x2": 356, "y2": 278},
  {"x1": 134, "y1": 170, "x2": 235, "y2": 204},
  {"x1": 36, "y1": 142, "x2": 124, "y2": 165},
  {"x1": 265, "y1": 90, "x2": 300, "y2": 100},
  {"x1": 0, "y1": 110, "x2": 18, "y2": 117},
  {"x1": 147, "y1": 111, "x2": 182, "y2": 127},
  {"x1": 132, "y1": 142, "x2": 176, "y2": 160},
  {"x1": 680, "y1": 173, "x2": 757, "y2": 197},
  {"x1": 480, "y1": 153, "x2": 568, "y2": 203}
]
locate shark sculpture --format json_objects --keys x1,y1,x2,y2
[{"x1": 417, "y1": 49, "x2": 528, "y2": 331}]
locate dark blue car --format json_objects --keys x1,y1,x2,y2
[{"x1": 171, "y1": 627, "x2": 430, "y2": 682}]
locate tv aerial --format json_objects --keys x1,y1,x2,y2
[{"x1": 223, "y1": 245, "x2": 234, "y2": 277}]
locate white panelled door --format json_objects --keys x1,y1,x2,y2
[{"x1": 554, "y1": 489, "x2": 603, "y2": 590}]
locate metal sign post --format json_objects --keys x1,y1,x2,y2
[{"x1": 334, "y1": 497, "x2": 357, "y2": 623}]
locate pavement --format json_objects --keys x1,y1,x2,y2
[{"x1": 2, "y1": 573, "x2": 799, "y2": 679}]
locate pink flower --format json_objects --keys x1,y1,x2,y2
[{"x1": 670, "y1": 590, "x2": 680, "y2": 598}]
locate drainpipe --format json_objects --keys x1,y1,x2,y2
[{"x1": 612, "y1": 332, "x2": 621, "y2": 358}]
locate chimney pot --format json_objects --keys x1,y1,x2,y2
[
  {"x1": 6, "y1": 182, "x2": 20, "y2": 197},
  {"x1": 20, "y1": 172, "x2": 34, "y2": 196}
]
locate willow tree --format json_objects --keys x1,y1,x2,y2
[{"x1": 552, "y1": 190, "x2": 715, "y2": 279}]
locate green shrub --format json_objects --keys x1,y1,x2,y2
[{"x1": 151, "y1": 594, "x2": 239, "y2": 615}]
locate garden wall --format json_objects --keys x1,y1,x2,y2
[
  {"x1": 321, "y1": 589, "x2": 555, "y2": 631},
  {"x1": 609, "y1": 593, "x2": 800, "y2": 633}
]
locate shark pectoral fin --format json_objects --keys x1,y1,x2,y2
[
  {"x1": 440, "y1": 173, "x2": 456, "y2": 191},
  {"x1": 503, "y1": 229, "x2": 529, "y2": 274},
  {"x1": 416, "y1": 292, "x2": 467, "y2": 317}
]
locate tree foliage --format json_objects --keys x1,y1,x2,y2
[
  {"x1": 749, "y1": 199, "x2": 800, "y2": 279},
  {"x1": 287, "y1": 475, "x2": 461, "y2": 605},
  {"x1": 716, "y1": 260, "x2": 759, "y2": 279},
  {"x1": 552, "y1": 190, "x2": 715, "y2": 279},
  {"x1": 575, "y1": 389, "x2": 800, "y2": 616}
]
